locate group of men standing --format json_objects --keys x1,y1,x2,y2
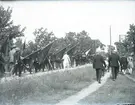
[{"x1": 93, "y1": 49, "x2": 134, "y2": 84}]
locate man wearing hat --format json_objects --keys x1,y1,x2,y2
[
  {"x1": 12, "y1": 47, "x2": 23, "y2": 77},
  {"x1": 93, "y1": 51, "x2": 106, "y2": 83},
  {"x1": 108, "y1": 49, "x2": 120, "y2": 81}
]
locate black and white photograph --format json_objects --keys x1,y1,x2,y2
[{"x1": 0, "y1": 0, "x2": 135, "y2": 105}]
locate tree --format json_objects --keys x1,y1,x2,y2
[
  {"x1": 65, "y1": 32, "x2": 77, "y2": 45},
  {"x1": 0, "y1": 6, "x2": 25, "y2": 52},
  {"x1": 126, "y1": 24, "x2": 135, "y2": 54},
  {"x1": 33, "y1": 27, "x2": 56, "y2": 49},
  {"x1": 75, "y1": 30, "x2": 92, "y2": 52},
  {"x1": 15, "y1": 38, "x2": 23, "y2": 49},
  {"x1": 114, "y1": 42, "x2": 127, "y2": 56},
  {"x1": 0, "y1": 6, "x2": 26, "y2": 72}
]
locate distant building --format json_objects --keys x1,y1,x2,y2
[{"x1": 119, "y1": 35, "x2": 127, "y2": 42}]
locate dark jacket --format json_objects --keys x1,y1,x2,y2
[
  {"x1": 120, "y1": 57, "x2": 128, "y2": 69},
  {"x1": 93, "y1": 54, "x2": 106, "y2": 69},
  {"x1": 108, "y1": 53, "x2": 120, "y2": 67}
]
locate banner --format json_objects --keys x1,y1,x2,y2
[
  {"x1": 38, "y1": 42, "x2": 54, "y2": 64},
  {"x1": 55, "y1": 46, "x2": 68, "y2": 60},
  {"x1": 67, "y1": 44, "x2": 78, "y2": 56}
]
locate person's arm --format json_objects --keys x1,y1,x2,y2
[
  {"x1": 101, "y1": 56, "x2": 106, "y2": 68},
  {"x1": 93, "y1": 56, "x2": 95, "y2": 69},
  {"x1": 62, "y1": 55, "x2": 65, "y2": 60},
  {"x1": 108, "y1": 55, "x2": 111, "y2": 69},
  {"x1": 118, "y1": 55, "x2": 121, "y2": 66}
]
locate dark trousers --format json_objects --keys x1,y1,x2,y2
[
  {"x1": 96, "y1": 69, "x2": 102, "y2": 83},
  {"x1": 111, "y1": 67, "x2": 119, "y2": 80},
  {"x1": 13, "y1": 63, "x2": 22, "y2": 77},
  {"x1": 102, "y1": 68, "x2": 105, "y2": 76}
]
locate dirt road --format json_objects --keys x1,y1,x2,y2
[{"x1": 77, "y1": 73, "x2": 135, "y2": 105}]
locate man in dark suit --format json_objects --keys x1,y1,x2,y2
[
  {"x1": 93, "y1": 52, "x2": 106, "y2": 83},
  {"x1": 108, "y1": 50, "x2": 120, "y2": 81}
]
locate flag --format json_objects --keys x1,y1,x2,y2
[
  {"x1": 38, "y1": 42, "x2": 54, "y2": 64},
  {"x1": 67, "y1": 44, "x2": 78, "y2": 56},
  {"x1": 55, "y1": 47, "x2": 67, "y2": 60},
  {"x1": 85, "y1": 48, "x2": 91, "y2": 55},
  {"x1": 23, "y1": 48, "x2": 41, "y2": 61}
]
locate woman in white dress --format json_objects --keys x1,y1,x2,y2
[
  {"x1": 127, "y1": 56, "x2": 134, "y2": 74},
  {"x1": 62, "y1": 52, "x2": 71, "y2": 69}
]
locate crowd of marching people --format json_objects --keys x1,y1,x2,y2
[
  {"x1": 0, "y1": 42, "x2": 92, "y2": 78},
  {"x1": 0, "y1": 42, "x2": 134, "y2": 83},
  {"x1": 93, "y1": 48, "x2": 134, "y2": 84}
]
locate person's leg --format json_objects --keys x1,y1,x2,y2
[
  {"x1": 120, "y1": 64, "x2": 123, "y2": 73},
  {"x1": 123, "y1": 69, "x2": 126, "y2": 74},
  {"x1": 129, "y1": 68, "x2": 132, "y2": 74},
  {"x1": 111, "y1": 67, "x2": 115, "y2": 80},
  {"x1": 96, "y1": 69, "x2": 101, "y2": 83},
  {"x1": 102, "y1": 68, "x2": 105, "y2": 76},
  {"x1": 96, "y1": 69, "x2": 99, "y2": 82},
  {"x1": 14, "y1": 65, "x2": 18, "y2": 76},
  {"x1": 98, "y1": 69, "x2": 102, "y2": 83},
  {"x1": 19, "y1": 65, "x2": 22, "y2": 77},
  {"x1": 115, "y1": 67, "x2": 119, "y2": 79}
]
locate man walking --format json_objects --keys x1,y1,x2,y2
[
  {"x1": 120, "y1": 55, "x2": 128, "y2": 74},
  {"x1": 108, "y1": 50, "x2": 120, "y2": 81},
  {"x1": 93, "y1": 52, "x2": 106, "y2": 83}
]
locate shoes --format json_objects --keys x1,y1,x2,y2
[{"x1": 98, "y1": 80, "x2": 101, "y2": 84}]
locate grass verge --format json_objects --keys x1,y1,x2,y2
[{"x1": 0, "y1": 64, "x2": 96, "y2": 105}]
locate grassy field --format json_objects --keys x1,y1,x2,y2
[{"x1": 0, "y1": 64, "x2": 96, "y2": 105}]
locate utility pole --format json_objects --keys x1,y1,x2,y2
[
  {"x1": 109, "y1": 25, "x2": 112, "y2": 55},
  {"x1": 119, "y1": 35, "x2": 121, "y2": 42},
  {"x1": 119, "y1": 35, "x2": 121, "y2": 56}
]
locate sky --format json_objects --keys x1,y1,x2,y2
[{"x1": 1, "y1": 1, "x2": 135, "y2": 46}]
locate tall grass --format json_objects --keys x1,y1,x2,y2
[{"x1": 0, "y1": 64, "x2": 95, "y2": 105}]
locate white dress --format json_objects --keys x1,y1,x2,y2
[
  {"x1": 127, "y1": 57, "x2": 134, "y2": 74},
  {"x1": 62, "y1": 54, "x2": 71, "y2": 69}
]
